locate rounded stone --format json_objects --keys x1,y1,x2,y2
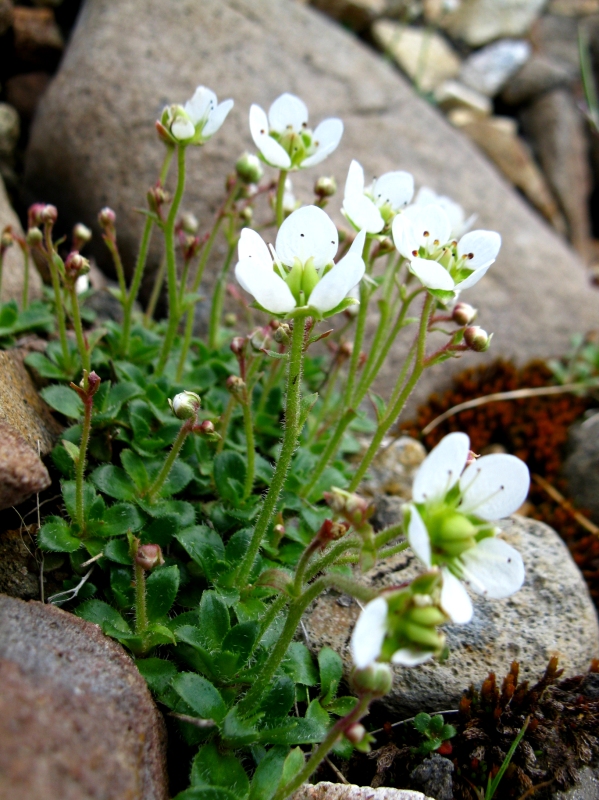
[{"x1": 292, "y1": 783, "x2": 435, "y2": 800}]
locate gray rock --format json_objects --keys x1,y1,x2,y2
[
  {"x1": 410, "y1": 755, "x2": 453, "y2": 800},
  {"x1": 556, "y1": 768, "x2": 599, "y2": 800},
  {"x1": 23, "y1": 0, "x2": 599, "y2": 409},
  {"x1": 434, "y1": 80, "x2": 492, "y2": 117},
  {"x1": 459, "y1": 39, "x2": 531, "y2": 97},
  {"x1": 0, "y1": 174, "x2": 43, "y2": 305},
  {"x1": 358, "y1": 436, "x2": 426, "y2": 499},
  {"x1": 501, "y1": 54, "x2": 576, "y2": 105},
  {"x1": 292, "y1": 784, "x2": 435, "y2": 800},
  {"x1": 0, "y1": 103, "x2": 20, "y2": 160},
  {"x1": 520, "y1": 88, "x2": 592, "y2": 257},
  {"x1": 440, "y1": 0, "x2": 547, "y2": 47},
  {"x1": 534, "y1": 14, "x2": 583, "y2": 73},
  {"x1": 303, "y1": 516, "x2": 599, "y2": 717},
  {"x1": 0, "y1": 595, "x2": 169, "y2": 800},
  {"x1": 562, "y1": 413, "x2": 599, "y2": 525}
]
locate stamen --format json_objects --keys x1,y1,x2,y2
[
  {"x1": 468, "y1": 252, "x2": 474, "y2": 259},
  {"x1": 423, "y1": 230, "x2": 430, "y2": 237},
  {"x1": 412, "y1": 250, "x2": 418, "y2": 257},
  {"x1": 433, "y1": 239, "x2": 440, "y2": 246}
]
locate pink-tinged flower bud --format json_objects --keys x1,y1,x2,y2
[
  {"x1": 86, "y1": 371, "x2": 102, "y2": 396},
  {"x1": 65, "y1": 251, "x2": 90, "y2": 276},
  {"x1": 464, "y1": 325, "x2": 491, "y2": 352},
  {"x1": 465, "y1": 450, "x2": 479, "y2": 467},
  {"x1": 236, "y1": 152, "x2": 263, "y2": 185},
  {"x1": 452, "y1": 302, "x2": 477, "y2": 326},
  {"x1": 198, "y1": 419, "x2": 215, "y2": 435},
  {"x1": 26, "y1": 227, "x2": 43, "y2": 247},
  {"x1": 226, "y1": 375, "x2": 246, "y2": 397},
  {"x1": 345, "y1": 723, "x2": 367, "y2": 745},
  {"x1": 28, "y1": 203, "x2": 46, "y2": 228},
  {"x1": 73, "y1": 223, "x2": 92, "y2": 249},
  {"x1": 169, "y1": 390, "x2": 201, "y2": 420},
  {"x1": 1, "y1": 228, "x2": 13, "y2": 255},
  {"x1": 230, "y1": 336, "x2": 246, "y2": 356},
  {"x1": 324, "y1": 488, "x2": 372, "y2": 528},
  {"x1": 98, "y1": 207, "x2": 116, "y2": 229},
  {"x1": 273, "y1": 323, "x2": 291, "y2": 345},
  {"x1": 314, "y1": 518, "x2": 349, "y2": 549},
  {"x1": 314, "y1": 176, "x2": 337, "y2": 198},
  {"x1": 351, "y1": 663, "x2": 393, "y2": 698},
  {"x1": 135, "y1": 543, "x2": 165, "y2": 571},
  {"x1": 273, "y1": 523, "x2": 285, "y2": 537},
  {"x1": 339, "y1": 341, "x2": 353, "y2": 359},
  {"x1": 41, "y1": 205, "x2": 58, "y2": 225}
]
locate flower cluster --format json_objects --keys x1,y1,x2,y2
[
  {"x1": 159, "y1": 86, "x2": 234, "y2": 145},
  {"x1": 342, "y1": 159, "x2": 414, "y2": 234}
]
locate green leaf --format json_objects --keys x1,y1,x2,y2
[
  {"x1": 190, "y1": 743, "x2": 250, "y2": 798},
  {"x1": 110, "y1": 565, "x2": 134, "y2": 608},
  {"x1": 318, "y1": 647, "x2": 343, "y2": 705},
  {"x1": 120, "y1": 449, "x2": 149, "y2": 491},
  {"x1": 171, "y1": 672, "x2": 227, "y2": 723},
  {"x1": 76, "y1": 599, "x2": 131, "y2": 634},
  {"x1": 25, "y1": 351, "x2": 71, "y2": 379},
  {"x1": 281, "y1": 747, "x2": 304, "y2": 788},
  {"x1": 159, "y1": 459, "x2": 194, "y2": 497},
  {"x1": 413, "y1": 712, "x2": 432, "y2": 734},
  {"x1": 146, "y1": 565, "x2": 180, "y2": 621},
  {"x1": 138, "y1": 499, "x2": 195, "y2": 526},
  {"x1": 135, "y1": 657, "x2": 177, "y2": 694},
  {"x1": 248, "y1": 746, "x2": 288, "y2": 800},
  {"x1": 326, "y1": 696, "x2": 358, "y2": 717},
  {"x1": 257, "y1": 718, "x2": 327, "y2": 745},
  {"x1": 40, "y1": 385, "x2": 84, "y2": 419},
  {"x1": 198, "y1": 590, "x2": 230, "y2": 650},
  {"x1": 91, "y1": 464, "x2": 136, "y2": 500},
  {"x1": 176, "y1": 526, "x2": 225, "y2": 578},
  {"x1": 282, "y1": 642, "x2": 318, "y2": 686},
  {"x1": 144, "y1": 622, "x2": 177, "y2": 648},
  {"x1": 140, "y1": 514, "x2": 180, "y2": 547},
  {"x1": 367, "y1": 391, "x2": 387, "y2": 423},
  {"x1": 298, "y1": 392, "x2": 319, "y2": 430},
  {"x1": 174, "y1": 788, "x2": 237, "y2": 800},
  {"x1": 62, "y1": 439, "x2": 81, "y2": 463},
  {"x1": 100, "y1": 502, "x2": 144, "y2": 537},
  {"x1": 305, "y1": 698, "x2": 330, "y2": 738},
  {"x1": 213, "y1": 451, "x2": 247, "y2": 504},
  {"x1": 174, "y1": 626, "x2": 216, "y2": 678},
  {"x1": 38, "y1": 517, "x2": 81, "y2": 552},
  {"x1": 61, "y1": 480, "x2": 103, "y2": 523},
  {"x1": 258, "y1": 676, "x2": 295, "y2": 718},
  {"x1": 104, "y1": 538, "x2": 132, "y2": 564},
  {"x1": 220, "y1": 622, "x2": 259, "y2": 668}
]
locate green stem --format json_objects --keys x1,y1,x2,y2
[
  {"x1": 45, "y1": 230, "x2": 70, "y2": 368},
  {"x1": 21, "y1": 246, "x2": 30, "y2": 310},
  {"x1": 216, "y1": 396, "x2": 235, "y2": 454},
  {"x1": 147, "y1": 421, "x2": 190, "y2": 502},
  {"x1": 344, "y1": 238, "x2": 372, "y2": 406},
  {"x1": 378, "y1": 540, "x2": 409, "y2": 560},
  {"x1": 300, "y1": 408, "x2": 357, "y2": 499},
  {"x1": 241, "y1": 393, "x2": 255, "y2": 500},
  {"x1": 348, "y1": 293, "x2": 434, "y2": 492},
  {"x1": 121, "y1": 216, "x2": 153, "y2": 355},
  {"x1": 374, "y1": 522, "x2": 405, "y2": 549},
  {"x1": 134, "y1": 560, "x2": 148, "y2": 635},
  {"x1": 156, "y1": 145, "x2": 188, "y2": 376},
  {"x1": 254, "y1": 593, "x2": 288, "y2": 653},
  {"x1": 207, "y1": 237, "x2": 236, "y2": 351},
  {"x1": 305, "y1": 536, "x2": 361, "y2": 584},
  {"x1": 68, "y1": 285, "x2": 91, "y2": 376},
  {"x1": 257, "y1": 356, "x2": 286, "y2": 414},
  {"x1": 236, "y1": 317, "x2": 306, "y2": 588},
  {"x1": 275, "y1": 170, "x2": 289, "y2": 228},
  {"x1": 144, "y1": 257, "x2": 166, "y2": 325},
  {"x1": 75, "y1": 395, "x2": 93, "y2": 532}
]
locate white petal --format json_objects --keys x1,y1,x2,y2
[
  {"x1": 276, "y1": 205, "x2": 338, "y2": 269},
  {"x1": 249, "y1": 104, "x2": 270, "y2": 146},
  {"x1": 202, "y1": 98, "x2": 234, "y2": 138},
  {"x1": 171, "y1": 117, "x2": 195, "y2": 141},
  {"x1": 373, "y1": 171, "x2": 414, "y2": 210},
  {"x1": 411, "y1": 205, "x2": 452, "y2": 247},
  {"x1": 454, "y1": 263, "x2": 491, "y2": 291},
  {"x1": 344, "y1": 159, "x2": 365, "y2": 199},
  {"x1": 391, "y1": 648, "x2": 434, "y2": 666},
  {"x1": 458, "y1": 230, "x2": 501, "y2": 269},
  {"x1": 348, "y1": 227, "x2": 367, "y2": 259},
  {"x1": 350, "y1": 596, "x2": 388, "y2": 669},
  {"x1": 407, "y1": 505, "x2": 432, "y2": 567},
  {"x1": 409, "y1": 257, "x2": 455, "y2": 291},
  {"x1": 343, "y1": 193, "x2": 384, "y2": 234},
  {"x1": 440, "y1": 567, "x2": 473, "y2": 624},
  {"x1": 301, "y1": 118, "x2": 344, "y2": 169},
  {"x1": 413, "y1": 432, "x2": 470, "y2": 504},
  {"x1": 308, "y1": 251, "x2": 365, "y2": 313},
  {"x1": 392, "y1": 213, "x2": 419, "y2": 259},
  {"x1": 185, "y1": 86, "x2": 217, "y2": 124},
  {"x1": 414, "y1": 186, "x2": 439, "y2": 206},
  {"x1": 250, "y1": 104, "x2": 292, "y2": 169},
  {"x1": 238, "y1": 227, "x2": 272, "y2": 266},
  {"x1": 235, "y1": 259, "x2": 297, "y2": 314},
  {"x1": 460, "y1": 537, "x2": 525, "y2": 599},
  {"x1": 459, "y1": 454, "x2": 530, "y2": 520},
  {"x1": 268, "y1": 93, "x2": 309, "y2": 133}
]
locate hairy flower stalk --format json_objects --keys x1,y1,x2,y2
[{"x1": 70, "y1": 371, "x2": 101, "y2": 533}]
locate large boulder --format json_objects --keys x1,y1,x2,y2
[
  {"x1": 303, "y1": 516, "x2": 599, "y2": 717},
  {"x1": 0, "y1": 595, "x2": 169, "y2": 800},
  {"x1": 24, "y1": 0, "x2": 599, "y2": 407},
  {"x1": 0, "y1": 174, "x2": 42, "y2": 305}
]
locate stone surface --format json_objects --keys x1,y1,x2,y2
[
  {"x1": 357, "y1": 436, "x2": 426, "y2": 498},
  {"x1": 410, "y1": 755, "x2": 453, "y2": 800},
  {"x1": 292, "y1": 783, "x2": 434, "y2": 800},
  {"x1": 303, "y1": 516, "x2": 599, "y2": 717},
  {"x1": 549, "y1": 0, "x2": 599, "y2": 13},
  {"x1": 501, "y1": 54, "x2": 576, "y2": 105},
  {"x1": 0, "y1": 595, "x2": 169, "y2": 800},
  {"x1": 12, "y1": 6, "x2": 63, "y2": 69},
  {"x1": 459, "y1": 39, "x2": 531, "y2": 97},
  {"x1": 0, "y1": 0, "x2": 12, "y2": 36},
  {"x1": 5, "y1": 72, "x2": 52, "y2": 122},
  {"x1": 533, "y1": 14, "x2": 581, "y2": 72},
  {"x1": 440, "y1": 0, "x2": 548, "y2": 47},
  {"x1": 562, "y1": 413, "x2": 599, "y2": 525},
  {"x1": 434, "y1": 79, "x2": 492, "y2": 116},
  {"x1": 556, "y1": 768, "x2": 599, "y2": 800},
  {"x1": 0, "y1": 103, "x2": 20, "y2": 160},
  {"x1": 0, "y1": 528, "x2": 41, "y2": 599},
  {"x1": 310, "y1": 0, "x2": 386, "y2": 31},
  {"x1": 23, "y1": 0, "x2": 599, "y2": 409},
  {"x1": 0, "y1": 423, "x2": 51, "y2": 510},
  {"x1": 520, "y1": 88, "x2": 592, "y2": 257},
  {"x1": 0, "y1": 175, "x2": 43, "y2": 305},
  {"x1": 372, "y1": 21, "x2": 462, "y2": 93},
  {"x1": 456, "y1": 115, "x2": 567, "y2": 233}
]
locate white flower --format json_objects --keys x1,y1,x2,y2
[
  {"x1": 342, "y1": 160, "x2": 414, "y2": 234},
  {"x1": 169, "y1": 390, "x2": 201, "y2": 420},
  {"x1": 351, "y1": 596, "x2": 388, "y2": 669},
  {"x1": 392, "y1": 204, "x2": 501, "y2": 296},
  {"x1": 413, "y1": 187, "x2": 476, "y2": 239},
  {"x1": 406, "y1": 432, "x2": 529, "y2": 625},
  {"x1": 249, "y1": 93, "x2": 343, "y2": 171},
  {"x1": 162, "y1": 86, "x2": 233, "y2": 145},
  {"x1": 235, "y1": 205, "x2": 366, "y2": 317}
]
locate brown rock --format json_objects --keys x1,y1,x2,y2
[
  {"x1": 23, "y1": 0, "x2": 599, "y2": 409},
  {"x1": 0, "y1": 595, "x2": 169, "y2": 800},
  {"x1": 0, "y1": 423, "x2": 51, "y2": 510},
  {"x1": 0, "y1": 174, "x2": 43, "y2": 305},
  {"x1": 501, "y1": 54, "x2": 575, "y2": 105},
  {"x1": 520, "y1": 88, "x2": 592, "y2": 257},
  {"x1": 310, "y1": 0, "x2": 386, "y2": 31},
  {"x1": 0, "y1": 0, "x2": 13, "y2": 37},
  {"x1": 0, "y1": 528, "x2": 41, "y2": 599},
  {"x1": 5, "y1": 72, "x2": 52, "y2": 122},
  {"x1": 12, "y1": 6, "x2": 64, "y2": 69},
  {"x1": 440, "y1": 0, "x2": 547, "y2": 46}
]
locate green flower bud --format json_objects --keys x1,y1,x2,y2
[
  {"x1": 169, "y1": 390, "x2": 201, "y2": 420},
  {"x1": 235, "y1": 152, "x2": 264, "y2": 185},
  {"x1": 351, "y1": 663, "x2": 393, "y2": 698},
  {"x1": 464, "y1": 325, "x2": 491, "y2": 352},
  {"x1": 314, "y1": 176, "x2": 337, "y2": 198}
]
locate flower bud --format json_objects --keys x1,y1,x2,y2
[
  {"x1": 1, "y1": 228, "x2": 13, "y2": 255},
  {"x1": 135, "y1": 543, "x2": 165, "y2": 571},
  {"x1": 351, "y1": 663, "x2": 393, "y2": 698},
  {"x1": 345, "y1": 723, "x2": 367, "y2": 745},
  {"x1": 240, "y1": 206, "x2": 253, "y2": 223},
  {"x1": 230, "y1": 336, "x2": 246, "y2": 356},
  {"x1": 464, "y1": 325, "x2": 491, "y2": 352},
  {"x1": 235, "y1": 152, "x2": 264, "y2": 185},
  {"x1": 314, "y1": 176, "x2": 337, "y2": 199},
  {"x1": 198, "y1": 419, "x2": 215, "y2": 435},
  {"x1": 226, "y1": 375, "x2": 246, "y2": 397},
  {"x1": 324, "y1": 487, "x2": 372, "y2": 529},
  {"x1": 73, "y1": 223, "x2": 92, "y2": 250},
  {"x1": 224, "y1": 313, "x2": 237, "y2": 328},
  {"x1": 169, "y1": 390, "x2": 201, "y2": 420},
  {"x1": 26, "y1": 227, "x2": 43, "y2": 247},
  {"x1": 314, "y1": 518, "x2": 349, "y2": 549},
  {"x1": 98, "y1": 207, "x2": 116, "y2": 229},
  {"x1": 181, "y1": 212, "x2": 199, "y2": 235},
  {"x1": 28, "y1": 203, "x2": 46, "y2": 228},
  {"x1": 452, "y1": 302, "x2": 476, "y2": 326},
  {"x1": 65, "y1": 251, "x2": 90, "y2": 277},
  {"x1": 273, "y1": 323, "x2": 291, "y2": 345},
  {"x1": 41, "y1": 205, "x2": 58, "y2": 225}
]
